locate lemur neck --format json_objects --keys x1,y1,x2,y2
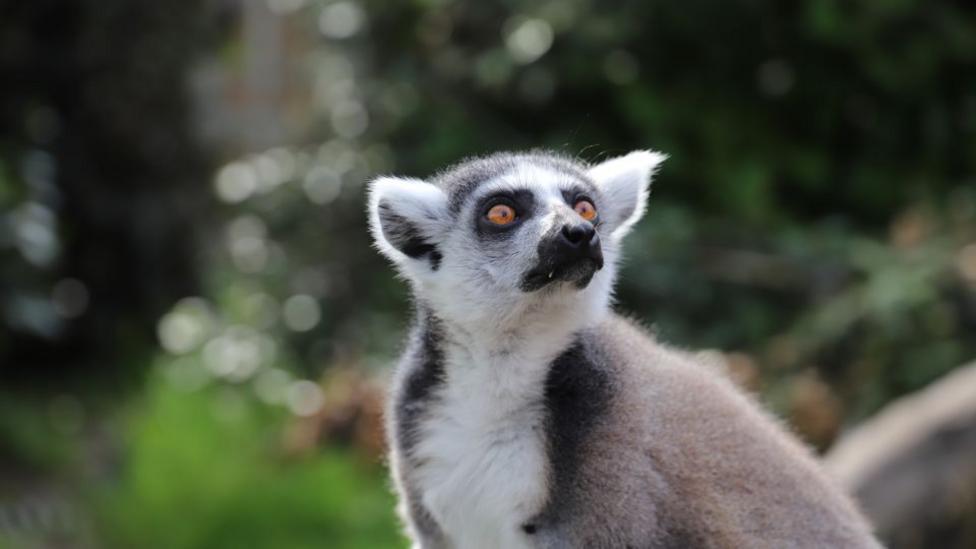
[
  {"x1": 415, "y1": 305, "x2": 574, "y2": 418},
  {"x1": 418, "y1": 291, "x2": 605, "y2": 375}
]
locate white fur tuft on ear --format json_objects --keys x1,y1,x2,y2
[
  {"x1": 368, "y1": 176, "x2": 448, "y2": 268},
  {"x1": 588, "y1": 150, "x2": 666, "y2": 238}
]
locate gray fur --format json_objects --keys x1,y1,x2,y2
[
  {"x1": 532, "y1": 317, "x2": 880, "y2": 548},
  {"x1": 392, "y1": 308, "x2": 446, "y2": 456},
  {"x1": 386, "y1": 309, "x2": 450, "y2": 546},
  {"x1": 430, "y1": 151, "x2": 595, "y2": 213},
  {"x1": 370, "y1": 150, "x2": 881, "y2": 549}
]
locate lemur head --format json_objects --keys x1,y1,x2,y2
[{"x1": 368, "y1": 150, "x2": 665, "y2": 333}]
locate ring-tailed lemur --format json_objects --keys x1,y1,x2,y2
[{"x1": 367, "y1": 150, "x2": 880, "y2": 549}]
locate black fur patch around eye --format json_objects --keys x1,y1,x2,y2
[
  {"x1": 561, "y1": 187, "x2": 603, "y2": 227},
  {"x1": 378, "y1": 200, "x2": 442, "y2": 270},
  {"x1": 474, "y1": 189, "x2": 536, "y2": 238},
  {"x1": 560, "y1": 186, "x2": 591, "y2": 205}
]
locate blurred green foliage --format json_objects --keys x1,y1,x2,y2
[{"x1": 94, "y1": 368, "x2": 403, "y2": 549}]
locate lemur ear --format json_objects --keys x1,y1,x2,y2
[
  {"x1": 587, "y1": 150, "x2": 666, "y2": 238},
  {"x1": 368, "y1": 176, "x2": 448, "y2": 270}
]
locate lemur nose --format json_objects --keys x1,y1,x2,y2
[{"x1": 561, "y1": 223, "x2": 596, "y2": 247}]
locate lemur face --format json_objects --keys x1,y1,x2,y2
[{"x1": 368, "y1": 151, "x2": 664, "y2": 323}]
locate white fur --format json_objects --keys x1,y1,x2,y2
[
  {"x1": 368, "y1": 176, "x2": 449, "y2": 280},
  {"x1": 412, "y1": 331, "x2": 570, "y2": 548},
  {"x1": 587, "y1": 150, "x2": 667, "y2": 240}
]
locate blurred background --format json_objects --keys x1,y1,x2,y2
[{"x1": 1, "y1": 0, "x2": 975, "y2": 547}]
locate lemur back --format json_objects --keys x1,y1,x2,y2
[{"x1": 368, "y1": 150, "x2": 880, "y2": 548}]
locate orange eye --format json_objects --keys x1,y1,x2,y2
[
  {"x1": 486, "y1": 204, "x2": 517, "y2": 225},
  {"x1": 574, "y1": 200, "x2": 597, "y2": 221}
]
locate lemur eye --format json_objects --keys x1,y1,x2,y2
[
  {"x1": 574, "y1": 200, "x2": 597, "y2": 221},
  {"x1": 486, "y1": 204, "x2": 517, "y2": 226}
]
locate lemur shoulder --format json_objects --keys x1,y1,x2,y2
[{"x1": 367, "y1": 151, "x2": 880, "y2": 549}]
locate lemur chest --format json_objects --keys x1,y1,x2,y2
[{"x1": 412, "y1": 364, "x2": 550, "y2": 549}]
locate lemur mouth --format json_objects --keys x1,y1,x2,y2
[{"x1": 521, "y1": 257, "x2": 603, "y2": 292}]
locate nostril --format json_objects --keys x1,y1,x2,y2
[
  {"x1": 581, "y1": 224, "x2": 595, "y2": 242},
  {"x1": 561, "y1": 224, "x2": 582, "y2": 245},
  {"x1": 561, "y1": 223, "x2": 594, "y2": 246}
]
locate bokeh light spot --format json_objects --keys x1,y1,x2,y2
[
  {"x1": 157, "y1": 298, "x2": 216, "y2": 355},
  {"x1": 283, "y1": 294, "x2": 321, "y2": 332},
  {"x1": 51, "y1": 278, "x2": 89, "y2": 319},
  {"x1": 13, "y1": 202, "x2": 59, "y2": 267},
  {"x1": 287, "y1": 380, "x2": 325, "y2": 416},
  {"x1": 202, "y1": 326, "x2": 266, "y2": 381},
  {"x1": 757, "y1": 59, "x2": 794, "y2": 97},
  {"x1": 303, "y1": 165, "x2": 342, "y2": 204},
  {"x1": 318, "y1": 2, "x2": 364, "y2": 40},
  {"x1": 254, "y1": 367, "x2": 293, "y2": 405},
  {"x1": 330, "y1": 100, "x2": 370, "y2": 139},
  {"x1": 504, "y1": 17, "x2": 554, "y2": 65},
  {"x1": 215, "y1": 162, "x2": 258, "y2": 203}
]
